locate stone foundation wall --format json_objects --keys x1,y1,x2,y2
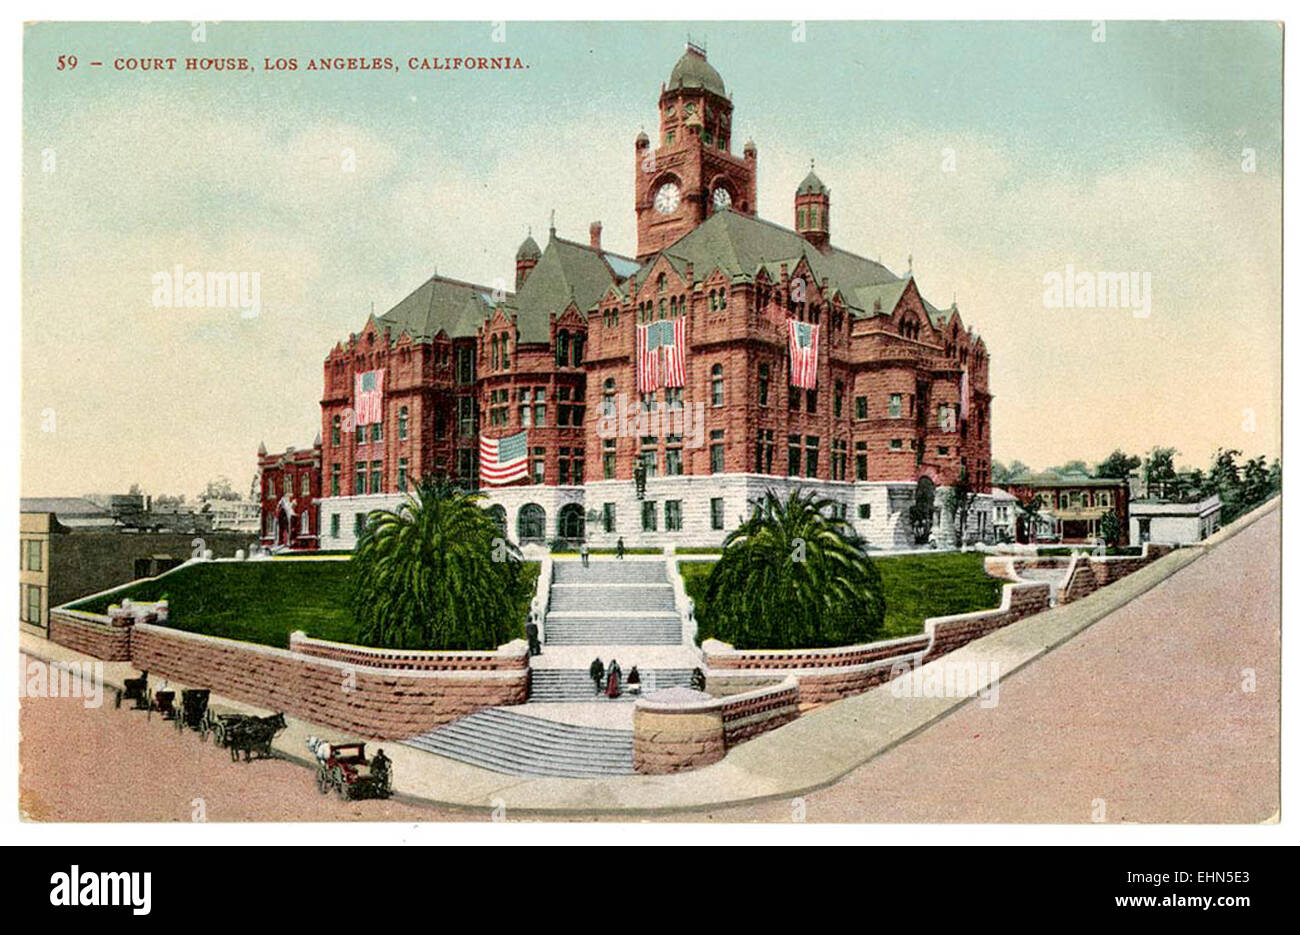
[
  {"x1": 288, "y1": 632, "x2": 529, "y2": 672},
  {"x1": 47, "y1": 610, "x2": 132, "y2": 661},
  {"x1": 922, "y1": 581, "x2": 1052, "y2": 661},
  {"x1": 632, "y1": 678, "x2": 798, "y2": 774},
  {"x1": 130, "y1": 624, "x2": 529, "y2": 739}
]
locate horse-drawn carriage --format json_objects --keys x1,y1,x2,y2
[
  {"x1": 116, "y1": 671, "x2": 150, "y2": 710},
  {"x1": 310, "y1": 740, "x2": 392, "y2": 800},
  {"x1": 211, "y1": 712, "x2": 287, "y2": 762},
  {"x1": 174, "y1": 688, "x2": 211, "y2": 734}
]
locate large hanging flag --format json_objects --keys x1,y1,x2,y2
[
  {"x1": 661, "y1": 317, "x2": 686, "y2": 388},
  {"x1": 637, "y1": 322, "x2": 661, "y2": 393},
  {"x1": 479, "y1": 430, "x2": 529, "y2": 486},
  {"x1": 787, "y1": 320, "x2": 820, "y2": 389},
  {"x1": 353, "y1": 369, "x2": 385, "y2": 425},
  {"x1": 637, "y1": 319, "x2": 687, "y2": 392}
]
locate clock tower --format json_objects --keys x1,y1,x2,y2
[{"x1": 634, "y1": 43, "x2": 758, "y2": 261}]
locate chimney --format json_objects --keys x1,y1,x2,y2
[{"x1": 589, "y1": 221, "x2": 603, "y2": 251}]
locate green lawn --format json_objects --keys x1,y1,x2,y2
[
  {"x1": 68, "y1": 559, "x2": 540, "y2": 650},
  {"x1": 680, "y1": 551, "x2": 1005, "y2": 645}
]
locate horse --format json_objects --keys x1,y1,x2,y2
[{"x1": 227, "y1": 712, "x2": 287, "y2": 762}]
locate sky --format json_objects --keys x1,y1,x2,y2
[{"x1": 21, "y1": 20, "x2": 1282, "y2": 497}]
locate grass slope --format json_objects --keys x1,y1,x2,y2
[
  {"x1": 69, "y1": 560, "x2": 539, "y2": 650},
  {"x1": 681, "y1": 551, "x2": 1004, "y2": 646}
]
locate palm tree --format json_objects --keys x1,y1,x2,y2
[
  {"x1": 701, "y1": 489, "x2": 885, "y2": 649},
  {"x1": 351, "y1": 476, "x2": 526, "y2": 650}
]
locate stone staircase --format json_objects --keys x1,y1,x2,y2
[
  {"x1": 543, "y1": 561, "x2": 683, "y2": 645},
  {"x1": 528, "y1": 667, "x2": 695, "y2": 702},
  {"x1": 403, "y1": 707, "x2": 634, "y2": 778}
]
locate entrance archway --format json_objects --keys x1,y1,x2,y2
[
  {"x1": 557, "y1": 503, "x2": 585, "y2": 541},
  {"x1": 517, "y1": 503, "x2": 546, "y2": 542},
  {"x1": 486, "y1": 504, "x2": 507, "y2": 537}
]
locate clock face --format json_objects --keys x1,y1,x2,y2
[
  {"x1": 654, "y1": 182, "x2": 681, "y2": 215},
  {"x1": 712, "y1": 187, "x2": 732, "y2": 210}
]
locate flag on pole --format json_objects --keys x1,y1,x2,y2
[
  {"x1": 353, "y1": 369, "x2": 385, "y2": 425},
  {"x1": 959, "y1": 367, "x2": 970, "y2": 421},
  {"x1": 637, "y1": 322, "x2": 661, "y2": 393},
  {"x1": 661, "y1": 317, "x2": 686, "y2": 388},
  {"x1": 479, "y1": 430, "x2": 529, "y2": 486},
  {"x1": 787, "y1": 320, "x2": 820, "y2": 389}
]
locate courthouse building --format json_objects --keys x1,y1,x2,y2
[{"x1": 261, "y1": 44, "x2": 996, "y2": 550}]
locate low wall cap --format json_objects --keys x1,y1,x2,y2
[{"x1": 644, "y1": 686, "x2": 711, "y2": 704}]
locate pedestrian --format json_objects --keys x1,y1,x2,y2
[
  {"x1": 589, "y1": 657, "x2": 605, "y2": 695},
  {"x1": 616, "y1": 536, "x2": 625, "y2": 560},
  {"x1": 606, "y1": 659, "x2": 622, "y2": 699},
  {"x1": 580, "y1": 541, "x2": 590, "y2": 567},
  {"x1": 525, "y1": 621, "x2": 542, "y2": 656}
]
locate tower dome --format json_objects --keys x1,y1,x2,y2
[
  {"x1": 667, "y1": 44, "x2": 726, "y2": 97},
  {"x1": 515, "y1": 234, "x2": 541, "y2": 262},
  {"x1": 797, "y1": 169, "x2": 827, "y2": 196}
]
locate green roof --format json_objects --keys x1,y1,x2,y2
[
  {"x1": 797, "y1": 170, "x2": 826, "y2": 196},
  {"x1": 667, "y1": 47, "x2": 725, "y2": 97},
  {"x1": 503, "y1": 232, "x2": 636, "y2": 344},
  {"x1": 1005, "y1": 471, "x2": 1120, "y2": 488},
  {"x1": 642, "y1": 209, "x2": 914, "y2": 318},
  {"x1": 376, "y1": 275, "x2": 502, "y2": 342}
]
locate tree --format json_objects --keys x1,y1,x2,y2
[
  {"x1": 1144, "y1": 447, "x2": 1179, "y2": 499},
  {"x1": 1016, "y1": 493, "x2": 1046, "y2": 543},
  {"x1": 350, "y1": 476, "x2": 527, "y2": 650},
  {"x1": 1047, "y1": 459, "x2": 1090, "y2": 476},
  {"x1": 995, "y1": 459, "x2": 1030, "y2": 483},
  {"x1": 700, "y1": 489, "x2": 886, "y2": 649},
  {"x1": 1099, "y1": 510, "x2": 1122, "y2": 547},
  {"x1": 202, "y1": 476, "x2": 239, "y2": 501},
  {"x1": 943, "y1": 468, "x2": 977, "y2": 546},
  {"x1": 1096, "y1": 450, "x2": 1142, "y2": 479},
  {"x1": 908, "y1": 475, "x2": 936, "y2": 545}
]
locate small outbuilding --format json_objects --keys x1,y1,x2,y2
[{"x1": 1128, "y1": 495, "x2": 1222, "y2": 546}]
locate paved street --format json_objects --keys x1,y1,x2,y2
[
  {"x1": 20, "y1": 510, "x2": 1278, "y2": 823},
  {"x1": 682, "y1": 509, "x2": 1280, "y2": 823}
]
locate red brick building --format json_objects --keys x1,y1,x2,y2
[
  {"x1": 1004, "y1": 471, "x2": 1129, "y2": 545},
  {"x1": 267, "y1": 44, "x2": 996, "y2": 551},
  {"x1": 257, "y1": 439, "x2": 322, "y2": 549}
]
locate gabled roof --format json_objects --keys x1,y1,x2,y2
[
  {"x1": 375, "y1": 274, "x2": 504, "y2": 342},
  {"x1": 504, "y1": 233, "x2": 635, "y2": 343},
  {"x1": 637, "y1": 209, "x2": 908, "y2": 318}
]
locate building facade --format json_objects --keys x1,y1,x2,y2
[
  {"x1": 267, "y1": 44, "x2": 997, "y2": 551},
  {"x1": 257, "y1": 440, "x2": 323, "y2": 549},
  {"x1": 1129, "y1": 495, "x2": 1221, "y2": 546},
  {"x1": 1004, "y1": 471, "x2": 1130, "y2": 545}
]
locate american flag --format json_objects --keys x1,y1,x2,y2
[
  {"x1": 787, "y1": 320, "x2": 819, "y2": 389},
  {"x1": 479, "y1": 430, "x2": 529, "y2": 486},
  {"x1": 661, "y1": 317, "x2": 686, "y2": 387},
  {"x1": 636, "y1": 322, "x2": 661, "y2": 393},
  {"x1": 637, "y1": 319, "x2": 686, "y2": 392},
  {"x1": 353, "y1": 369, "x2": 385, "y2": 425}
]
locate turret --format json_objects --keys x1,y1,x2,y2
[
  {"x1": 515, "y1": 232, "x2": 541, "y2": 290},
  {"x1": 795, "y1": 163, "x2": 830, "y2": 251}
]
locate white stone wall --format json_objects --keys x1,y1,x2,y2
[{"x1": 319, "y1": 477, "x2": 995, "y2": 552}]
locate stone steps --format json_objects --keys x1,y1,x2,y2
[
  {"x1": 528, "y1": 667, "x2": 694, "y2": 702},
  {"x1": 402, "y1": 707, "x2": 634, "y2": 777},
  {"x1": 547, "y1": 582, "x2": 677, "y2": 613},
  {"x1": 542, "y1": 612, "x2": 682, "y2": 645},
  {"x1": 552, "y1": 561, "x2": 667, "y2": 585}
]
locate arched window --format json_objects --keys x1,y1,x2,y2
[
  {"x1": 331, "y1": 415, "x2": 341, "y2": 445},
  {"x1": 556, "y1": 331, "x2": 569, "y2": 368},
  {"x1": 719, "y1": 287, "x2": 726, "y2": 309},
  {"x1": 558, "y1": 503, "x2": 585, "y2": 541},
  {"x1": 491, "y1": 335, "x2": 499, "y2": 370},
  {"x1": 518, "y1": 503, "x2": 546, "y2": 542},
  {"x1": 711, "y1": 364, "x2": 724, "y2": 407},
  {"x1": 500, "y1": 337, "x2": 510, "y2": 369},
  {"x1": 398, "y1": 406, "x2": 409, "y2": 440},
  {"x1": 572, "y1": 335, "x2": 584, "y2": 367}
]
